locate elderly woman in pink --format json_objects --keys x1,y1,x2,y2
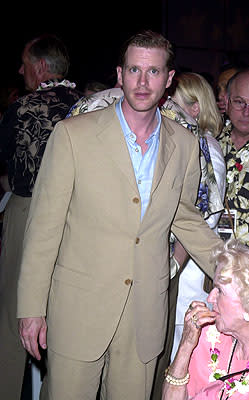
[{"x1": 162, "y1": 238, "x2": 249, "y2": 400}]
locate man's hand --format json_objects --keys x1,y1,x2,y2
[{"x1": 18, "y1": 317, "x2": 47, "y2": 360}]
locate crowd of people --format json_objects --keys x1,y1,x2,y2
[{"x1": 0, "y1": 29, "x2": 248, "y2": 400}]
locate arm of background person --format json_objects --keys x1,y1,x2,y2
[{"x1": 204, "y1": 134, "x2": 226, "y2": 230}]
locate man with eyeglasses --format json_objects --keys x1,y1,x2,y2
[{"x1": 218, "y1": 68, "x2": 249, "y2": 245}]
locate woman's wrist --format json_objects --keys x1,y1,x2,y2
[{"x1": 164, "y1": 366, "x2": 190, "y2": 386}]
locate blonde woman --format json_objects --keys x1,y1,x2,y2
[
  {"x1": 172, "y1": 72, "x2": 223, "y2": 137},
  {"x1": 169, "y1": 72, "x2": 226, "y2": 360}
]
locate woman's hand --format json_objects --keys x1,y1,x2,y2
[
  {"x1": 162, "y1": 301, "x2": 216, "y2": 400},
  {"x1": 180, "y1": 301, "x2": 216, "y2": 351}
]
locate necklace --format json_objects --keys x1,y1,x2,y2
[
  {"x1": 206, "y1": 325, "x2": 249, "y2": 398},
  {"x1": 219, "y1": 339, "x2": 237, "y2": 400}
]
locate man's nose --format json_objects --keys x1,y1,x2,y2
[
  {"x1": 218, "y1": 91, "x2": 225, "y2": 101},
  {"x1": 138, "y1": 72, "x2": 148, "y2": 86}
]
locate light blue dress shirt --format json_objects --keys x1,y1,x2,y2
[{"x1": 116, "y1": 98, "x2": 161, "y2": 220}]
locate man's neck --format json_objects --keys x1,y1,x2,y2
[
  {"x1": 231, "y1": 129, "x2": 249, "y2": 150},
  {"x1": 121, "y1": 101, "x2": 158, "y2": 140},
  {"x1": 121, "y1": 101, "x2": 159, "y2": 155}
]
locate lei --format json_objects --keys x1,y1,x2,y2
[
  {"x1": 36, "y1": 79, "x2": 76, "y2": 91},
  {"x1": 206, "y1": 325, "x2": 249, "y2": 397}
]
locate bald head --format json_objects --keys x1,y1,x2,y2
[
  {"x1": 227, "y1": 69, "x2": 249, "y2": 96},
  {"x1": 225, "y1": 69, "x2": 249, "y2": 143}
]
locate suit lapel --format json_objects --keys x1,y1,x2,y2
[
  {"x1": 95, "y1": 104, "x2": 177, "y2": 199},
  {"x1": 151, "y1": 117, "x2": 176, "y2": 195},
  {"x1": 96, "y1": 103, "x2": 139, "y2": 194}
]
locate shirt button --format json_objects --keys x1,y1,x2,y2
[
  {"x1": 133, "y1": 197, "x2": 139, "y2": 204},
  {"x1": 136, "y1": 237, "x2": 140, "y2": 244},
  {"x1": 124, "y1": 279, "x2": 132, "y2": 286},
  {"x1": 138, "y1": 179, "x2": 141, "y2": 184},
  {"x1": 135, "y1": 148, "x2": 139, "y2": 152}
]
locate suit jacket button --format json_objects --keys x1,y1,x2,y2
[
  {"x1": 125, "y1": 279, "x2": 132, "y2": 285},
  {"x1": 136, "y1": 237, "x2": 140, "y2": 244},
  {"x1": 133, "y1": 197, "x2": 140, "y2": 204}
]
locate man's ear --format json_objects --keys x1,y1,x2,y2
[
  {"x1": 166, "y1": 70, "x2": 175, "y2": 89},
  {"x1": 34, "y1": 58, "x2": 48, "y2": 79},
  {"x1": 116, "y1": 66, "x2": 123, "y2": 88}
]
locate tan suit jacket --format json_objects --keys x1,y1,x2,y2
[{"x1": 17, "y1": 102, "x2": 221, "y2": 363}]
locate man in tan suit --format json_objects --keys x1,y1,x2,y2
[{"x1": 18, "y1": 30, "x2": 221, "y2": 400}]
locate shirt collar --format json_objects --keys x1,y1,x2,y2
[{"x1": 116, "y1": 97, "x2": 161, "y2": 142}]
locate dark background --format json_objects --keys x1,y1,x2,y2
[{"x1": 1, "y1": 0, "x2": 249, "y2": 93}]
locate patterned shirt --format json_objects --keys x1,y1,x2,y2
[
  {"x1": 0, "y1": 80, "x2": 82, "y2": 197},
  {"x1": 218, "y1": 122, "x2": 249, "y2": 245}
]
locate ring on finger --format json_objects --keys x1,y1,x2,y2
[
  {"x1": 191, "y1": 314, "x2": 200, "y2": 329},
  {"x1": 192, "y1": 314, "x2": 198, "y2": 323}
]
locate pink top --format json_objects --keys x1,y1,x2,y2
[{"x1": 187, "y1": 325, "x2": 249, "y2": 399}]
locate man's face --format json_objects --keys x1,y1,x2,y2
[
  {"x1": 217, "y1": 68, "x2": 237, "y2": 114},
  {"x1": 19, "y1": 44, "x2": 40, "y2": 92},
  {"x1": 116, "y1": 45, "x2": 174, "y2": 113},
  {"x1": 226, "y1": 72, "x2": 249, "y2": 136}
]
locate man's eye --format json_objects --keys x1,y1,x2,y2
[
  {"x1": 130, "y1": 67, "x2": 138, "y2": 73},
  {"x1": 234, "y1": 99, "x2": 244, "y2": 105},
  {"x1": 150, "y1": 69, "x2": 159, "y2": 74}
]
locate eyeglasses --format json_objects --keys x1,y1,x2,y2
[{"x1": 229, "y1": 97, "x2": 249, "y2": 111}]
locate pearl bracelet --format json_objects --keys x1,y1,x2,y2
[{"x1": 164, "y1": 367, "x2": 190, "y2": 386}]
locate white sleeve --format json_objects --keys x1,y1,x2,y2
[{"x1": 205, "y1": 133, "x2": 226, "y2": 230}]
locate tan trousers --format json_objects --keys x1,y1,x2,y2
[
  {"x1": 40, "y1": 289, "x2": 157, "y2": 400},
  {"x1": 0, "y1": 194, "x2": 31, "y2": 399}
]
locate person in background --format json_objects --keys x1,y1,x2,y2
[
  {"x1": 170, "y1": 72, "x2": 226, "y2": 357},
  {"x1": 0, "y1": 80, "x2": 22, "y2": 194},
  {"x1": 218, "y1": 68, "x2": 249, "y2": 245},
  {"x1": 162, "y1": 238, "x2": 249, "y2": 400},
  {"x1": 0, "y1": 81, "x2": 22, "y2": 271},
  {"x1": 17, "y1": 30, "x2": 221, "y2": 400},
  {"x1": 83, "y1": 80, "x2": 110, "y2": 96},
  {"x1": 0, "y1": 33, "x2": 82, "y2": 400},
  {"x1": 151, "y1": 72, "x2": 226, "y2": 400},
  {"x1": 216, "y1": 66, "x2": 240, "y2": 116}
]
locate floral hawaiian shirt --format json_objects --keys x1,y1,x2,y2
[
  {"x1": 218, "y1": 122, "x2": 249, "y2": 245},
  {"x1": 0, "y1": 80, "x2": 82, "y2": 197}
]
